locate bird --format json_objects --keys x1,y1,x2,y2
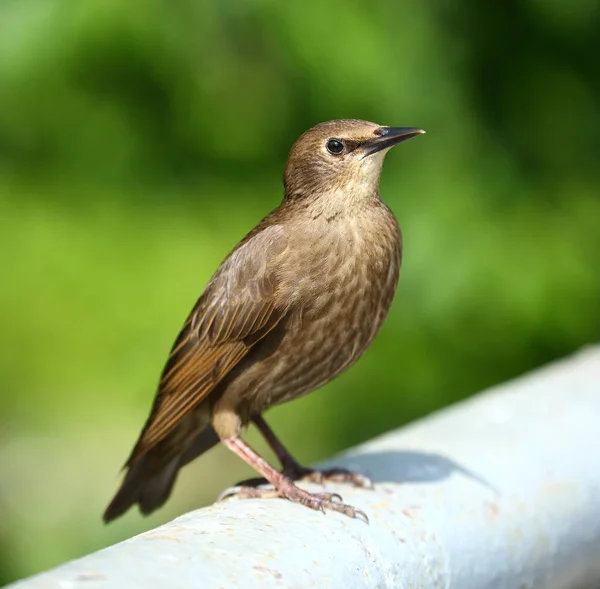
[{"x1": 103, "y1": 119, "x2": 425, "y2": 523}]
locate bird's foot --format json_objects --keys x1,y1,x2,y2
[
  {"x1": 219, "y1": 477, "x2": 368, "y2": 522},
  {"x1": 285, "y1": 465, "x2": 373, "y2": 489},
  {"x1": 251, "y1": 416, "x2": 372, "y2": 489}
]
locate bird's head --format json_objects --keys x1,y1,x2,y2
[{"x1": 283, "y1": 119, "x2": 425, "y2": 206}]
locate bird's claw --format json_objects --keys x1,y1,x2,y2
[
  {"x1": 288, "y1": 466, "x2": 373, "y2": 489},
  {"x1": 217, "y1": 479, "x2": 368, "y2": 522},
  {"x1": 217, "y1": 485, "x2": 278, "y2": 502},
  {"x1": 311, "y1": 491, "x2": 343, "y2": 503}
]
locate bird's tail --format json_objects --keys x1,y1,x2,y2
[{"x1": 103, "y1": 425, "x2": 220, "y2": 523}]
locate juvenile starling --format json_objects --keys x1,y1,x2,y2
[{"x1": 103, "y1": 119, "x2": 425, "y2": 522}]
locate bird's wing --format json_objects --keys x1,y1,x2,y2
[{"x1": 128, "y1": 224, "x2": 290, "y2": 462}]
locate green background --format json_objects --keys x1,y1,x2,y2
[{"x1": 1, "y1": 0, "x2": 598, "y2": 584}]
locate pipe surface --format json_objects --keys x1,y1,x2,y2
[{"x1": 8, "y1": 346, "x2": 600, "y2": 589}]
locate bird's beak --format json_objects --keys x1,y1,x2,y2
[{"x1": 362, "y1": 127, "x2": 426, "y2": 157}]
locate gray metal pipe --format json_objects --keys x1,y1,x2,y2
[{"x1": 8, "y1": 346, "x2": 600, "y2": 589}]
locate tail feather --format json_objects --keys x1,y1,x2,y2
[{"x1": 103, "y1": 426, "x2": 220, "y2": 523}]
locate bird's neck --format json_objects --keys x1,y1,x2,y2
[{"x1": 284, "y1": 187, "x2": 382, "y2": 222}]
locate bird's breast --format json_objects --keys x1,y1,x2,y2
[
  {"x1": 259, "y1": 207, "x2": 401, "y2": 405},
  {"x1": 301, "y1": 213, "x2": 400, "y2": 346}
]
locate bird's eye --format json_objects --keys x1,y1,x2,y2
[{"x1": 326, "y1": 138, "x2": 344, "y2": 155}]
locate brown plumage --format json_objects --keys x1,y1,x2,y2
[{"x1": 104, "y1": 119, "x2": 425, "y2": 523}]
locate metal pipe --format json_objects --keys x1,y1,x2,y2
[{"x1": 8, "y1": 346, "x2": 600, "y2": 589}]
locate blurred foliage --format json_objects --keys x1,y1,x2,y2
[{"x1": 1, "y1": 0, "x2": 599, "y2": 584}]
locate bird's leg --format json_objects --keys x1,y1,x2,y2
[
  {"x1": 252, "y1": 415, "x2": 373, "y2": 489},
  {"x1": 252, "y1": 414, "x2": 306, "y2": 476},
  {"x1": 220, "y1": 436, "x2": 367, "y2": 521}
]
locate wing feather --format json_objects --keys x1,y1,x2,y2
[{"x1": 127, "y1": 224, "x2": 289, "y2": 463}]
